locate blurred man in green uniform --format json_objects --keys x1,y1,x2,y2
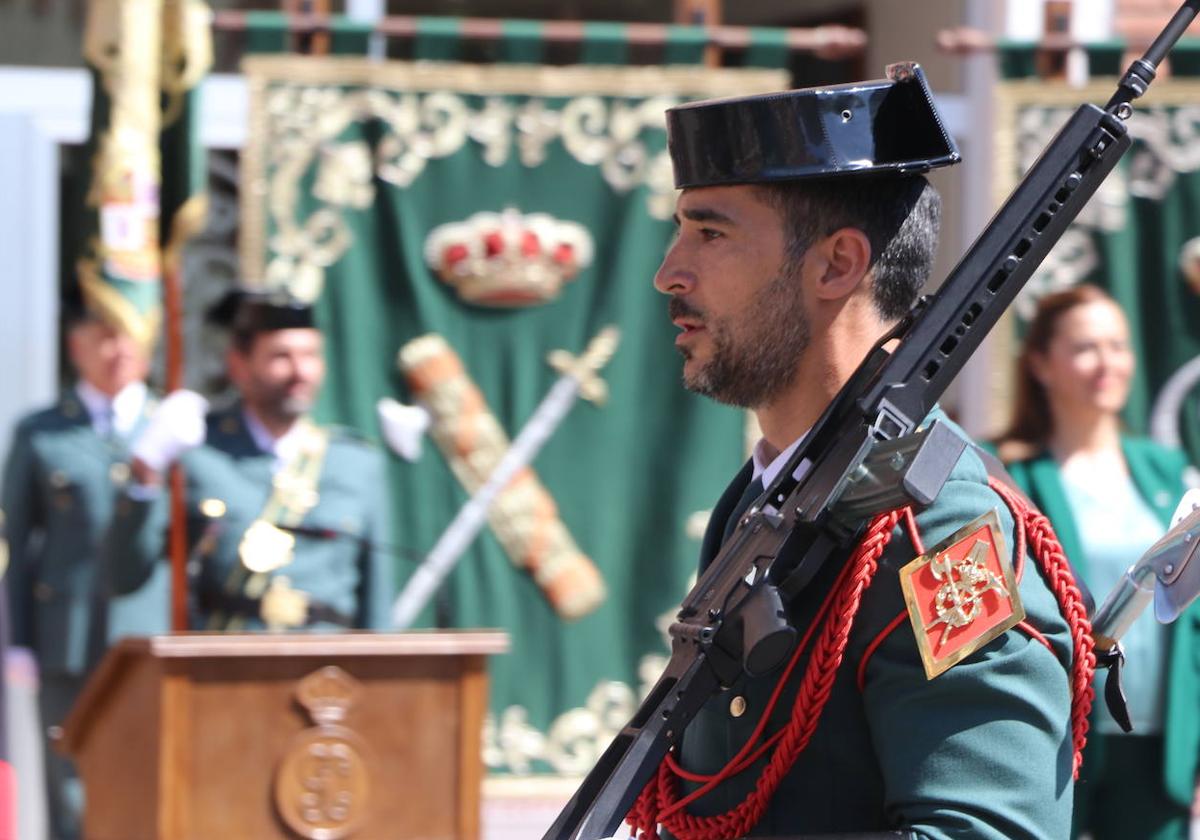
[
  {"x1": 639, "y1": 67, "x2": 1080, "y2": 839},
  {"x1": 104, "y1": 291, "x2": 393, "y2": 631},
  {"x1": 2, "y1": 302, "x2": 165, "y2": 839}
]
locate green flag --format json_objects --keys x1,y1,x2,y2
[
  {"x1": 78, "y1": 0, "x2": 211, "y2": 348},
  {"x1": 242, "y1": 53, "x2": 787, "y2": 775}
]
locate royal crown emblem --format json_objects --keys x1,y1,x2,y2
[{"x1": 424, "y1": 209, "x2": 594, "y2": 307}]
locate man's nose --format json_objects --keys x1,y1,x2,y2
[{"x1": 653, "y1": 247, "x2": 696, "y2": 296}]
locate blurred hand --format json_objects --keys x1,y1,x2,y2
[
  {"x1": 376, "y1": 397, "x2": 431, "y2": 462},
  {"x1": 131, "y1": 390, "x2": 210, "y2": 480}
]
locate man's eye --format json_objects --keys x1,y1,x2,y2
[{"x1": 700, "y1": 228, "x2": 722, "y2": 241}]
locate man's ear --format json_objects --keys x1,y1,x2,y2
[
  {"x1": 808, "y1": 227, "x2": 872, "y2": 302},
  {"x1": 225, "y1": 346, "x2": 246, "y2": 389}
]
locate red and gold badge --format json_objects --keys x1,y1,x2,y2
[{"x1": 899, "y1": 509, "x2": 1024, "y2": 679}]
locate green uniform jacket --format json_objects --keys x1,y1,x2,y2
[
  {"x1": 675, "y1": 417, "x2": 1075, "y2": 839},
  {"x1": 1003, "y1": 438, "x2": 1200, "y2": 809},
  {"x1": 103, "y1": 404, "x2": 394, "y2": 630},
  {"x1": 1, "y1": 392, "x2": 167, "y2": 675}
]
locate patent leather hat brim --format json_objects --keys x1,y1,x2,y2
[{"x1": 666, "y1": 62, "x2": 961, "y2": 188}]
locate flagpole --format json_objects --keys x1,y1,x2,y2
[{"x1": 163, "y1": 255, "x2": 189, "y2": 632}]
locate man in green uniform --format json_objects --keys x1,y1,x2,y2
[
  {"x1": 643, "y1": 66, "x2": 1079, "y2": 839},
  {"x1": 104, "y1": 291, "x2": 393, "y2": 631},
  {"x1": 2, "y1": 302, "x2": 164, "y2": 840}
]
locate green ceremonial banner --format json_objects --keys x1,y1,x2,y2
[
  {"x1": 241, "y1": 55, "x2": 787, "y2": 775},
  {"x1": 78, "y1": 0, "x2": 211, "y2": 347},
  {"x1": 996, "y1": 63, "x2": 1200, "y2": 475}
]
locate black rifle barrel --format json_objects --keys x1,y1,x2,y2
[
  {"x1": 1144, "y1": 0, "x2": 1200, "y2": 70},
  {"x1": 1106, "y1": 0, "x2": 1200, "y2": 110}
]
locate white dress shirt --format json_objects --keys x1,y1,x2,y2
[
  {"x1": 242, "y1": 409, "x2": 307, "y2": 473},
  {"x1": 76, "y1": 380, "x2": 148, "y2": 439},
  {"x1": 750, "y1": 430, "x2": 811, "y2": 489}
]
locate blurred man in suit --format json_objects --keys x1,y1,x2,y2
[
  {"x1": 104, "y1": 290, "x2": 393, "y2": 632},
  {"x1": 2, "y1": 301, "x2": 165, "y2": 839}
]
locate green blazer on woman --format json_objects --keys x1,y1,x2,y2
[{"x1": 1003, "y1": 437, "x2": 1200, "y2": 809}]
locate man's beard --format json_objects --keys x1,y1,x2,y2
[
  {"x1": 249, "y1": 380, "x2": 316, "y2": 424},
  {"x1": 673, "y1": 268, "x2": 810, "y2": 409}
]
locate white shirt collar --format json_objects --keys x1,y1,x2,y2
[
  {"x1": 75, "y1": 380, "x2": 147, "y2": 438},
  {"x1": 751, "y1": 429, "x2": 811, "y2": 490},
  {"x1": 242, "y1": 408, "x2": 305, "y2": 469}
]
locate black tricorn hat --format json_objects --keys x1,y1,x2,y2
[
  {"x1": 666, "y1": 62, "x2": 960, "y2": 189},
  {"x1": 206, "y1": 288, "x2": 316, "y2": 336}
]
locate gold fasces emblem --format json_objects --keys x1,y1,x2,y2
[
  {"x1": 260, "y1": 576, "x2": 309, "y2": 630},
  {"x1": 899, "y1": 509, "x2": 1025, "y2": 680},
  {"x1": 239, "y1": 519, "x2": 296, "y2": 574},
  {"x1": 398, "y1": 334, "x2": 608, "y2": 620},
  {"x1": 926, "y1": 540, "x2": 1012, "y2": 650}
]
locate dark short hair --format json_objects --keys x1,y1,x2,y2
[
  {"x1": 208, "y1": 290, "x2": 316, "y2": 354},
  {"x1": 755, "y1": 175, "x2": 941, "y2": 322}
]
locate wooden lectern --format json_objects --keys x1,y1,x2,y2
[{"x1": 59, "y1": 632, "x2": 508, "y2": 840}]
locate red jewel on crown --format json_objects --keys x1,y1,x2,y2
[{"x1": 424, "y1": 209, "x2": 595, "y2": 308}]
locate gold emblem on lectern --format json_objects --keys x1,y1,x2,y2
[{"x1": 274, "y1": 667, "x2": 372, "y2": 840}]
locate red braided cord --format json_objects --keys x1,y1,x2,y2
[
  {"x1": 855, "y1": 510, "x2": 928, "y2": 692},
  {"x1": 988, "y1": 477, "x2": 1095, "y2": 779},
  {"x1": 903, "y1": 506, "x2": 926, "y2": 556},
  {"x1": 660, "y1": 543, "x2": 862, "y2": 789},
  {"x1": 627, "y1": 510, "x2": 903, "y2": 840}
]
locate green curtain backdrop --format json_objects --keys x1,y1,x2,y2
[
  {"x1": 996, "y1": 51, "x2": 1200, "y2": 474},
  {"x1": 242, "y1": 54, "x2": 787, "y2": 775}
]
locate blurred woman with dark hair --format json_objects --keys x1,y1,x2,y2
[{"x1": 996, "y1": 283, "x2": 1200, "y2": 840}]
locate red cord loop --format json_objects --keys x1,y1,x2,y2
[
  {"x1": 988, "y1": 477, "x2": 1096, "y2": 779},
  {"x1": 627, "y1": 480, "x2": 1096, "y2": 839},
  {"x1": 627, "y1": 510, "x2": 903, "y2": 840}
]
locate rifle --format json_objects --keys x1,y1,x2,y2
[{"x1": 544, "y1": 3, "x2": 1200, "y2": 838}]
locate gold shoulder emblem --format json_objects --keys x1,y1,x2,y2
[{"x1": 899, "y1": 509, "x2": 1024, "y2": 679}]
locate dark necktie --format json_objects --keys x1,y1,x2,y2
[{"x1": 722, "y1": 476, "x2": 765, "y2": 544}]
